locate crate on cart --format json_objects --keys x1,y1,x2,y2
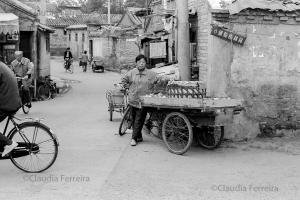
[{"x1": 166, "y1": 81, "x2": 207, "y2": 98}]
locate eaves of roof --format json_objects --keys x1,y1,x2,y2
[
  {"x1": 127, "y1": 9, "x2": 143, "y2": 26},
  {"x1": 47, "y1": 14, "x2": 122, "y2": 28},
  {"x1": 0, "y1": 0, "x2": 37, "y2": 18},
  {"x1": 38, "y1": 23, "x2": 55, "y2": 33}
]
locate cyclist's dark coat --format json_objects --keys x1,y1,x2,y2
[
  {"x1": 64, "y1": 50, "x2": 73, "y2": 60},
  {"x1": 0, "y1": 62, "x2": 21, "y2": 111}
]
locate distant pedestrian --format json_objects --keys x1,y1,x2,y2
[{"x1": 81, "y1": 51, "x2": 89, "y2": 72}]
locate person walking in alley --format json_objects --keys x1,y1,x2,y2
[
  {"x1": 0, "y1": 59, "x2": 21, "y2": 157},
  {"x1": 81, "y1": 51, "x2": 89, "y2": 72},
  {"x1": 64, "y1": 47, "x2": 73, "y2": 73},
  {"x1": 10, "y1": 51, "x2": 34, "y2": 108},
  {"x1": 121, "y1": 54, "x2": 165, "y2": 146}
]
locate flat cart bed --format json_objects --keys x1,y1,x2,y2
[{"x1": 135, "y1": 96, "x2": 244, "y2": 155}]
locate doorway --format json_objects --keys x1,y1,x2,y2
[
  {"x1": 89, "y1": 40, "x2": 93, "y2": 58},
  {"x1": 19, "y1": 31, "x2": 33, "y2": 60}
]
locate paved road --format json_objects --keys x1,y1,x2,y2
[{"x1": 0, "y1": 57, "x2": 299, "y2": 200}]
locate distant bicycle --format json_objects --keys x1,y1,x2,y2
[
  {"x1": 0, "y1": 111, "x2": 59, "y2": 172},
  {"x1": 16, "y1": 77, "x2": 32, "y2": 114},
  {"x1": 64, "y1": 58, "x2": 73, "y2": 73},
  {"x1": 37, "y1": 76, "x2": 58, "y2": 101}
]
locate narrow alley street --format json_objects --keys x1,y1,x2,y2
[{"x1": 0, "y1": 57, "x2": 299, "y2": 200}]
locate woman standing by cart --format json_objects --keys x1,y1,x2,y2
[{"x1": 121, "y1": 54, "x2": 160, "y2": 146}]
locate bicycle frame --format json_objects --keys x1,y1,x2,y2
[{"x1": 0, "y1": 116, "x2": 36, "y2": 160}]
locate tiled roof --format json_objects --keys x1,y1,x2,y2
[
  {"x1": 59, "y1": 0, "x2": 80, "y2": 8},
  {"x1": 229, "y1": 0, "x2": 300, "y2": 14},
  {"x1": 66, "y1": 24, "x2": 87, "y2": 29},
  {"x1": 127, "y1": 7, "x2": 143, "y2": 25},
  {"x1": 47, "y1": 14, "x2": 122, "y2": 28}
]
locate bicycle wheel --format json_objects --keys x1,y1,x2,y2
[
  {"x1": 118, "y1": 106, "x2": 132, "y2": 136},
  {"x1": 195, "y1": 126, "x2": 224, "y2": 150},
  {"x1": 162, "y1": 112, "x2": 193, "y2": 155},
  {"x1": 8, "y1": 122, "x2": 58, "y2": 173},
  {"x1": 37, "y1": 84, "x2": 51, "y2": 101},
  {"x1": 22, "y1": 90, "x2": 32, "y2": 114}
]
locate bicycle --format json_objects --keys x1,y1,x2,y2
[
  {"x1": 0, "y1": 112, "x2": 59, "y2": 172},
  {"x1": 16, "y1": 77, "x2": 32, "y2": 114},
  {"x1": 64, "y1": 58, "x2": 73, "y2": 73},
  {"x1": 37, "y1": 76, "x2": 58, "y2": 101}
]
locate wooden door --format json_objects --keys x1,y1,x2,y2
[{"x1": 89, "y1": 40, "x2": 93, "y2": 58}]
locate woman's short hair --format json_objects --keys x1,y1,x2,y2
[{"x1": 135, "y1": 54, "x2": 147, "y2": 63}]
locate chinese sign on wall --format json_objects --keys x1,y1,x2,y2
[{"x1": 211, "y1": 25, "x2": 246, "y2": 46}]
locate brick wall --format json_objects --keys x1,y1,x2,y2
[
  {"x1": 96, "y1": 37, "x2": 139, "y2": 71},
  {"x1": 117, "y1": 38, "x2": 139, "y2": 65},
  {"x1": 50, "y1": 28, "x2": 68, "y2": 56}
]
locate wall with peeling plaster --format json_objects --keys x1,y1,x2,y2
[{"x1": 206, "y1": 20, "x2": 300, "y2": 139}]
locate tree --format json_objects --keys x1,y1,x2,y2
[
  {"x1": 81, "y1": 0, "x2": 125, "y2": 14},
  {"x1": 84, "y1": 0, "x2": 106, "y2": 13}
]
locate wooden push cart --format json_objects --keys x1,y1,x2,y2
[
  {"x1": 106, "y1": 84, "x2": 127, "y2": 121},
  {"x1": 118, "y1": 81, "x2": 243, "y2": 155}
]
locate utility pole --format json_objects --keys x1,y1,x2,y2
[
  {"x1": 176, "y1": 0, "x2": 190, "y2": 81},
  {"x1": 39, "y1": 0, "x2": 47, "y2": 24},
  {"x1": 108, "y1": 0, "x2": 111, "y2": 25}
]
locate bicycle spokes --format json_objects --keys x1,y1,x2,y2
[{"x1": 10, "y1": 123, "x2": 58, "y2": 172}]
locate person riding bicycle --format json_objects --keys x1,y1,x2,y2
[
  {"x1": 121, "y1": 54, "x2": 167, "y2": 146},
  {"x1": 10, "y1": 51, "x2": 34, "y2": 108},
  {"x1": 0, "y1": 60, "x2": 21, "y2": 157},
  {"x1": 64, "y1": 47, "x2": 73, "y2": 72}
]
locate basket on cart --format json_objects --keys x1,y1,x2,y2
[{"x1": 106, "y1": 86, "x2": 127, "y2": 121}]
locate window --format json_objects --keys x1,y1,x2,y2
[
  {"x1": 46, "y1": 35, "x2": 50, "y2": 52},
  {"x1": 75, "y1": 33, "x2": 78, "y2": 42},
  {"x1": 82, "y1": 33, "x2": 85, "y2": 42},
  {"x1": 69, "y1": 33, "x2": 71, "y2": 41}
]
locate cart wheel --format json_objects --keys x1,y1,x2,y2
[
  {"x1": 109, "y1": 103, "x2": 113, "y2": 121},
  {"x1": 195, "y1": 126, "x2": 224, "y2": 150},
  {"x1": 118, "y1": 106, "x2": 133, "y2": 136},
  {"x1": 162, "y1": 112, "x2": 193, "y2": 155}
]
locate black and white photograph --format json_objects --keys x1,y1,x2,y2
[{"x1": 0, "y1": 0, "x2": 299, "y2": 199}]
